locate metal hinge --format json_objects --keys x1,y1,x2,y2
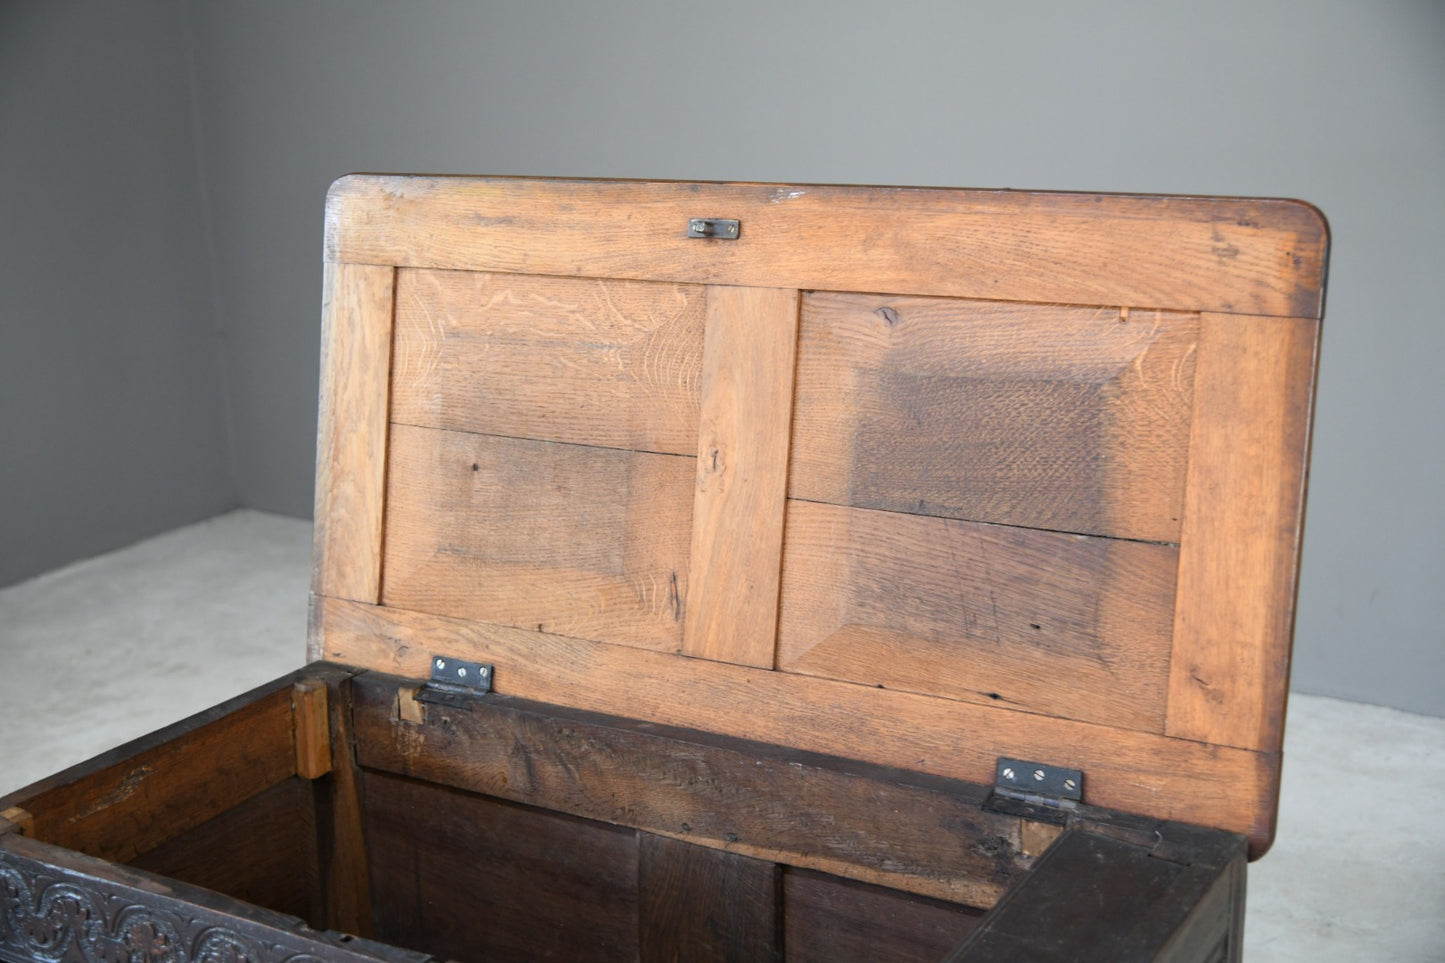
[
  {"x1": 687, "y1": 217, "x2": 740, "y2": 239},
  {"x1": 984, "y1": 757, "x2": 1084, "y2": 825},
  {"x1": 414, "y1": 655, "x2": 493, "y2": 710}
]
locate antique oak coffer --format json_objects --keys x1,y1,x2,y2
[{"x1": 0, "y1": 177, "x2": 1327, "y2": 961}]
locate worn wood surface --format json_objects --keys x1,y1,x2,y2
[
  {"x1": 784, "y1": 869, "x2": 983, "y2": 963},
  {"x1": 129, "y1": 777, "x2": 321, "y2": 926},
  {"x1": 350, "y1": 672, "x2": 1030, "y2": 906},
  {"x1": 322, "y1": 601, "x2": 1278, "y2": 851},
  {"x1": 380, "y1": 423, "x2": 695, "y2": 651},
  {"x1": 789, "y1": 294, "x2": 1198, "y2": 543},
  {"x1": 293, "y1": 679, "x2": 333, "y2": 779},
  {"x1": 1168, "y1": 313, "x2": 1321, "y2": 753},
  {"x1": 948, "y1": 828, "x2": 1247, "y2": 962},
  {"x1": 363, "y1": 772, "x2": 640, "y2": 963},
  {"x1": 315, "y1": 672, "x2": 372, "y2": 937},
  {"x1": 776, "y1": 500, "x2": 1177, "y2": 731},
  {"x1": 391, "y1": 269, "x2": 705, "y2": 455},
  {"x1": 683, "y1": 285, "x2": 799, "y2": 668},
  {"x1": 326, "y1": 176, "x2": 1328, "y2": 318},
  {"x1": 639, "y1": 834, "x2": 781, "y2": 963},
  {"x1": 312, "y1": 262, "x2": 395, "y2": 616}
]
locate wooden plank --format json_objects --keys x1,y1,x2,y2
[
  {"x1": 784, "y1": 869, "x2": 983, "y2": 963},
  {"x1": 789, "y1": 294, "x2": 1198, "y2": 543},
  {"x1": 639, "y1": 834, "x2": 781, "y2": 963},
  {"x1": 380, "y1": 423, "x2": 695, "y2": 651},
  {"x1": 0, "y1": 807, "x2": 32, "y2": 836},
  {"x1": 325, "y1": 176, "x2": 1329, "y2": 319},
  {"x1": 0, "y1": 834, "x2": 429, "y2": 963},
  {"x1": 292, "y1": 679, "x2": 332, "y2": 779},
  {"x1": 349, "y1": 673, "x2": 1032, "y2": 907},
  {"x1": 362, "y1": 771, "x2": 639, "y2": 963},
  {"x1": 315, "y1": 672, "x2": 371, "y2": 937},
  {"x1": 130, "y1": 777, "x2": 321, "y2": 926},
  {"x1": 312, "y1": 261, "x2": 395, "y2": 616},
  {"x1": 391, "y1": 269, "x2": 705, "y2": 455},
  {"x1": 776, "y1": 500, "x2": 1177, "y2": 732},
  {"x1": 948, "y1": 830, "x2": 1246, "y2": 963},
  {"x1": 1167, "y1": 314, "x2": 1320, "y2": 752},
  {"x1": 683, "y1": 285, "x2": 800, "y2": 667},
  {"x1": 319, "y1": 598, "x2": 1280, "y2": 854},
  {"x1": 0, "y1": 686, "x2": 297, "y2": 863}
]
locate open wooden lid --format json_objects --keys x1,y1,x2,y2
[{"x1": 309, "y1": 176, "x2": 1326, "y2": 856}]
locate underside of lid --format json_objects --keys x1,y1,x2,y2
[{"x1": 308, "y1": 176, "x2": 1327, "y2": 857}]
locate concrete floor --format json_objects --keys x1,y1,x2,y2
[{"x1": 1, "y1": 509, "x2": 1442, "y2": 960}]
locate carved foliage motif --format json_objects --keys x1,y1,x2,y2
[{"x1": 0, "y1": 856, "x2": 331, "y2": 963}]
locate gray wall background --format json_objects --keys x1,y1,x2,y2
[{"x1": 3, "y1": 0, "x2": 1442, "y2": 717}]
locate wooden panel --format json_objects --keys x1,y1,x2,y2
[
  {"x1": 789, "y1": 294, "x2": 1198, "y2": 543},
  {"x1": 683, "y1": 285, "x2": 800, "y2": 667},
  {"x1": 291, "y1": 679, "x2": 331, "y2": 779},
  {"x1": 381, "y1": 423, "x2": 695, "y2": 651},
  {"x1": 1167, "y1": 314, "x2": 1320, "y2": 752},
  {"x1": 391, "y1": 269, "x2": 705, "y2": 454},
  {"x1": 319, "y1": 599, "x2": 1280, "y2": 854},
  {"x1": 2, "y1": 687, "x2": 297, "y2": 863},
  {"x1": 777, "y1": 500, "x2": 1177, "y2": 732},
  {"x1": 130, "y1": 777, "x2": 320, "y2": 926},
  {"x1": 316, "y1": 672, "x2": 372, "y2": 937},
  {"x1": 349, "y1": 674, "x2": 1032, "y2": 907},
  {"x1": 312, "y1": 262, "x2": 395, "y2": 613},
  {"x1": 639, "y1": 834, "x2": 781, "y2": 963},
  {"x1": 363, "y1": 772, "x2": 639, "y2": 963},
  {"x1": 326, "y1": 176, "x2": 1329, "y2": 319},
  {"x1": 784, "y1": 869, "x2": 983, "y2": 963}
]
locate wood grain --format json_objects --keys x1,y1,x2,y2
[
  {"x1": 315, "y1": 672, "x2": 373, "y2": 938},
  {"x1": 784, "y1": 869, "x2": 983, "y2": 963},
  {"x1": 291, "y1": 679, "x2": 332, "y2": 779},
  {"x1": 349, "y1": 674, "x2": 1032, "y2": 906},
  {"x1": 320, "y1": 599, "x2": 1280, "y2": 853},
  {"x1": 380, "y1": 423, "x2": 695, "y2": 651},
  {"x1": 326, "y1": 176, "x2": 1328, "y2": 318},
  {"x1": 683, "y1": 286, "x2": 800, "y2": 667},
  {"x1": 312, "y1": 261, "x2": 395, "y2": 612},
  {"x1": 391, "y1": 269, "x2": 705, "y2": 455},
  {"x1": 789, "y1": 294, "x2": 1198, "y2": 543},
  {"x1": 363, "y1": 772, "x2": 639, "y2": 963},
  {"x1": 639, "y1": 834, "x2": 781, "y2": 963},
  {"x1": 1167, "y1": 314, "x2": 1320, "y2": 752},
  {"x1": 776, "y1": 500, "x2": 1177, "y2": 731}
]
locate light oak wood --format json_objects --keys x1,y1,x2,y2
[
  {"x1": 391, "y1": 269, "x2": 705, "y2": 455},
  {"x1": 318, "y1": 597, "x2": 1279, "y2": 853},
  {"x1": 683, "y1": 286, "x2": 800, "y2": 668},
  {"x1": 380, "y1": 423, "x2": 695, "y2": 651},
  {"x1": 311, "y1": 262, "x2": 395, "y2": 615},
  {"x1": 0, "y1": 807, "x2": 33, "y2": 837},
  {"x1": 326, "y1": 176, "x2": 1328, "y2": 318},
  {"x1": 789, "y1": 294, "x2": 1198, "y2": 543},
  {"x1": 290, "y1": 679, "x2": 332, "y2": 780},
  {"x1": 1167, "y1": 313, "x2": 1320, "y2": 752},
  {"x1": 776, "y1": 500, "x2": 1177, "y2": 732}
]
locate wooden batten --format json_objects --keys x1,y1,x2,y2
[{"x1": 309, "y1": 176, "x2": 1326, "y2": 856}]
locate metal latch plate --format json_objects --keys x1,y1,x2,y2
[
  {"x1": 415, "y1": 655, "x2": 493, "y2": 709},
  {"x1": 985, "y1": 757, "x2": 1084, "y2": 825},
  {"x1": 687, "y1": 218, "x2": 740, "y2": 239}
]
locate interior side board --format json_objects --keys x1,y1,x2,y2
[{"x1": 310, "y1": 176, "x2": 1327, "y2": 856}]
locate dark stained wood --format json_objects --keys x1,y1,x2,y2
[
  {"x1": 639, "y1": 834, "x2": 781, "y2": 963},
  {"x1": 323, "y1": 599, "x2": 1279, "y2": 853},
  {"x1": 783, "y1": 868, "x2": 983, "y2": 963},
  {"x1": 315, "y1": 671, "x2": 373, "y2": 937},
  {"x1": 945, "y1": 828, "x2": 1247, "y2": 962},
  {"x1": 326, "y1": 176, "x2": 1329, "y2": 319},
  {"x1": 391, "y1": 269, "x2": 705, "y2": 455},
  {"x1": 776, "y1": 499, "x2": 1178, "y2": 732},
  {"x1": 0, "y1": 685, "x2": 297, "y2": 863},
  {"x1": 0, "y1": 833, "x2": 436, "y2": 963},
  {"x1": 789, "y1": 293, "x2": 1198, "y2": 543},
  {"x1": 129, "y1": 777, "x2": 321, "y2": 926},
  {"x1": 362, "y1": 771, "x2": 640, "y2": 963},
  {"x1": 380, "y1": 423, "x2": 695, "y2": 653},
  {"x1": 349, "y1": 672, "x2": 1030, "y2": 907}
]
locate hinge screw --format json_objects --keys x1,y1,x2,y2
[
  {"x1": 1002, "y1": 767, "x2": 1015, "y2": 781},
  {"x1": 1034, "y1": 769, "x2": 1046, "y2": 781},
  {"x1": 435, "y1": 659, "x2": 446, "y2": 670},
  {"x1": 1064, "y1": 778, "x2": 1077, "y2": 791}
]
